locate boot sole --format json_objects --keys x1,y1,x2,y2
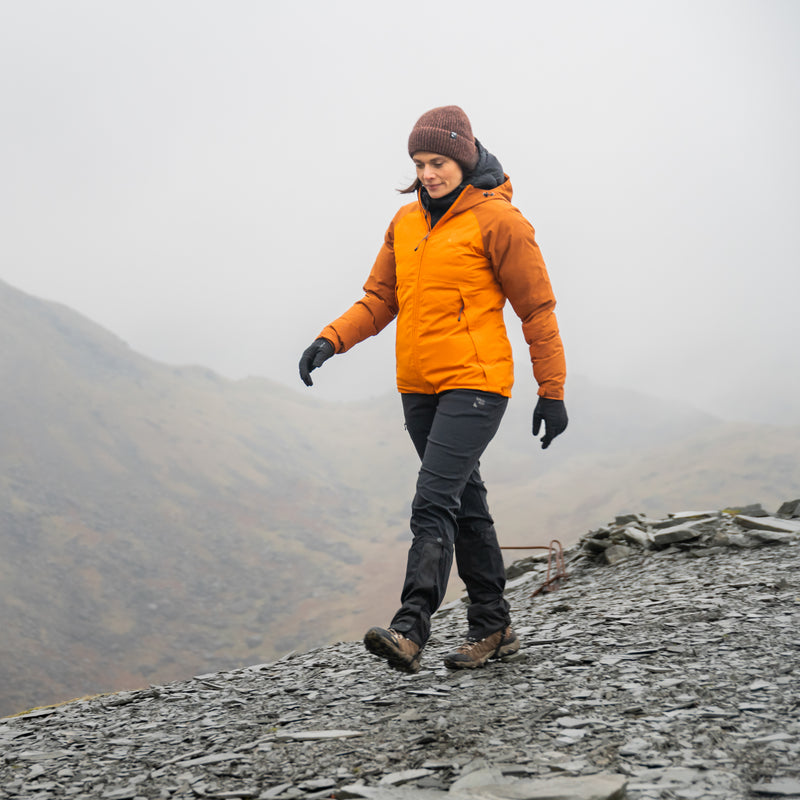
[
  {"x1": 364, "y1": 630, "x2": 421, "y2": 674},
  {"x1": 443, "y1": 655, "x2": 492, "y2": 670}
]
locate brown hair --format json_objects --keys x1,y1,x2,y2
[{"x1": 398, "y1": 177, "x2": 421, "y2": 195}]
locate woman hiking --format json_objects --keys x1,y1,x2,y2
[{"x1": 298, "y1": 105, "x2": 568, "y2": 673}]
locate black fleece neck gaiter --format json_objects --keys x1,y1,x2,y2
[{"x1": 421, "y1": 184, "x2": 465, "y2": 228}]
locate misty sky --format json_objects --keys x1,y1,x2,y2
[{"x1": 1, "y1": 1, "x2": 798, "y2": 424}]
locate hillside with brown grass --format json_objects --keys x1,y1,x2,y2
[{"x1": 1, "y1": 278, "x2": 798, "y2": 716}]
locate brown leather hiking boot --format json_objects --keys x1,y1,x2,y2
[
  {"x1": 364, "y1": 627, "x2": 422, "y2": 674},
  {"x1": 443, "y1": 626, "x2": 519, "y2": 670}
]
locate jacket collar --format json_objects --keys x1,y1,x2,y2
[{"x1": 418, "y1": 140, "x2": 511, "y2": 224}]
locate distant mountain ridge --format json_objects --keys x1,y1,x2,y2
[
  {"x1": 1, "y1": 277, "x2": 798, "y2": 716},
  {"x1": 0, "y1": 278, "x2": 415, "y2": 715}
]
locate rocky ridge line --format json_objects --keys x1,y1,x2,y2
[{"x1": 2, "y1": 502, "x2": 800, "y2": 800}]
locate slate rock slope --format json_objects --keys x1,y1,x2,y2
[{"x1": 2, "y1": 505, "x2": 799, "y2": 800}]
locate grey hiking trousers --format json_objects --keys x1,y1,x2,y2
[{"x1": 390, "y1": 389, "x2": 511, "y2": 647}]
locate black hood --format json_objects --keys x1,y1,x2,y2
[{"x1": 464, "y1": 139, "x2": 505, "y2": 190}]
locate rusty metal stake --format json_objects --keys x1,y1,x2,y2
[{"x1": 500, "y1": 539, "x2": 568, "y2": 597}]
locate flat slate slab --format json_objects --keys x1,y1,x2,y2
[
  {"x1": 735, "y1": 514, "x2": 800, "y2": 534},
  {"x1": 458, "y1": 773, "x2": 627, "y2": 799}
]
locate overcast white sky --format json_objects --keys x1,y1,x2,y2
[{"x1": 1, "y1": 1, "x2": 798, "y2": 423}]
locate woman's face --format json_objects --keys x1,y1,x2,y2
[{"x1": 412, "y1": 152, "x2": 463, "y2": 199}]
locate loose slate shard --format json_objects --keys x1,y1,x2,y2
[
  {"x1": 273, "y1": 729, "x2": 365, "y2": 741},
  {"x1": 457, "y1": 772, "x2": 628, "y2": 799},
  {"x1": 602, "y1": 544, "x2": 637, "y2": 565},
  {"x1": 776, "y1": 499, "x2": 800, "y2": 518},
  {"x1": 735, "y1": 515, "x2": 800, "y2": 534},
  {"x1": 650, "y1": 523, "x2": 705, "y2": 546},
  {"x1": 378, "y1": 768, "x2": 434, "y2": 786},
  {"x1": 174, "y1": 752, "x2": 252, "y2": 766},
  {"x1": 751, "y1": 777, "x2": 800, "y2": 796}
]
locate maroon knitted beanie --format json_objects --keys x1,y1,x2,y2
[{"x1": 407, "y1": 105, "x2": 479, "y2": 170}]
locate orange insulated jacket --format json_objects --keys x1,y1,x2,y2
[{"x1": 319, "y1": 177, "x2": 565, "y2": 400}]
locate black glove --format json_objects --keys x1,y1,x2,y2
[
  {"x1": 532, "y1": 397, "x2": 568, "y2": 449},
  {"x1": 299, "y1": 338, "x2": 335, "y2": 386}
]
